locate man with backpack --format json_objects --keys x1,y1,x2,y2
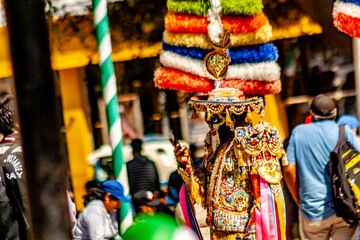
[
  {"x1": 0, "y1": 95, "x2": 29, "y2": 239},
  {"x1": 283, "y1": 94, "x2": 360, "y2": 240}
]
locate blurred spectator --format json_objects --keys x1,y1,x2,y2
[
  {"x1": 0, "y1": 95, "x2": 29, "y2": 240},
  {"x1": 189, "y1": 143, "x2": 204, "y2": 168},
  {"x1": 126, "y1": 139, "x2": 160, "y2": 196},
  {"x1": 338, "y1": 114, "x2": 359, "y2": 134},
  {"x1": 338, "y1": 114, "x2": 360, "y2": 145},
  {"x1": 167, "y1": 170, "x2": 183, "y2": 205},
  {"x1": 74, "y1": 180, "x2": 131, "y2": 240},
  {"x1": 284, "y1": 94, "x2": 359, "y2": 239},
  {"x1": 132, "y1": 190, "x2": 160, "y2": 214},
  {"x1": 282, "y1": 138, "x2": 299, "y2": 240},
  {"x1": 66, "y1": 190, "x2": 77, "y2": 237}
]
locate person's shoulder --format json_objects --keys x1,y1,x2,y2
[
  {"x1": 293, "y1": 120, "x2": 335, "y2": 132},
  {"x1": 84, "y1": 200, "x2": 104, "y2": 213},
  {"x1": 291, "y1": 123, "x2": 309, "y2": 134},
  {"x1": 126, "y1": 158, "x2": 136, "y2": 166},
  {"x1": 140, "y1": 155, "x2": 154, "y2": 163},
  {"x1": 0, "y1": 133, "x2": 21, "y2": 144},
  {"x1": 343, "y1": 124, "x2": 354, "y2": 134}
]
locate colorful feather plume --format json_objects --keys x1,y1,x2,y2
[{"x1": 154, "y1": 0, "x2": 282, "y2": 96}]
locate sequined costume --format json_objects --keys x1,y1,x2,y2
[
  {"x1": 153, "y1": 0, "x2": 288, "y2": 238},
  {"x1": 176, "y1": 89, "x2": 287, "y2": 239}
]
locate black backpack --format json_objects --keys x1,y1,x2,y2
[{"x1": 329, "y1": 124, "x2": 360, "y2": 228}]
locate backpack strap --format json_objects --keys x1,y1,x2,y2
[{"x1": 339, "y1": 124, "x2": 346, "y2": 144}]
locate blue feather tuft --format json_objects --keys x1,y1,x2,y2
[{"x1": 162, "y1": 42, "x2": 278, "y2": 64}]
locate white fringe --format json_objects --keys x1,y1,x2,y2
[
  {"x1": 207, "y1": 9, "x2": 224, "y2": 44},
  {"x1": 160, "y1": 50, "x2": 281, "y2": 81}
]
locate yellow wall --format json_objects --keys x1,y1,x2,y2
[
  {"x1": 0, "y1": 28, "x2": 12, "y2": 78},
  {"x1": 59, "y1": 69, "x2": 93, "y2": 210},
  {"x1": 0, "y1": 23, "x2": 162, "y2": 79},
  {"x1": 252, "y1": 94, "x2": 289, "y2": 140}
]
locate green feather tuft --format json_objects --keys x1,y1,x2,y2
[{"x1": 167, "y1": 0, "x2": 263, "y2": 17}]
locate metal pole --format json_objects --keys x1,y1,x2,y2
[
  {"x1": 352, "y1": 38, "x2": 360, "y2": 123},
  {"x1": 3, "y1": 0, "x2": 71, "y2": 239}
]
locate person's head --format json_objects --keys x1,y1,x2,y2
[
  {"x1": 310, "y1": 94, "x2": 337, "y2": 121},
  {"x1": 83, "y1": 188, "x2": 105, "y2": 206},
  {"x1": 0, "y1": 95, "x2": 17, "y2": 136},
  {"x1": 131, "y1": 138, "x2": 143, "y2": 154},
  {"x1": 85, "y1": 180, "x2": 99, "y2": 194},
  {"x1": 101, "y1": 180, "x2": 131, "y2": 212},
  {"x1": 132, "y1": 191, "x2": 161, "y2": 214},
  {"x1": 338, "y1": 114, "x2": 359, "y2": 134}
]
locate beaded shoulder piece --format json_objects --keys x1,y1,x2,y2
[{"x1": 234, "y1": 121, "x2": 287, "y2": 184}]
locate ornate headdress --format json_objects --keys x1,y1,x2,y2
[
  {"x1": 153, "y1": 0, "x2": 285, "y2": 151},
  {"x1": 154, "y1": 0, "x2": 281, "y2": 96}
]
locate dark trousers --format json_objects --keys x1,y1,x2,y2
[{"x1": 0, "y1": 201, "x2": 28, "y2": 240}]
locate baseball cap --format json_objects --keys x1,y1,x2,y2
[
  {"x1": 101, "y1": 180, "x2": 131, "y2": 203},
  {"x1": 310, "y1": 94, "x2": 336, "y2": 116},
  {"x1": 338, "y1": 114, "x2": 359, "y2": 130},
  {"x1": 132, "y1": 191, "x2": 161, "y2": 208}
]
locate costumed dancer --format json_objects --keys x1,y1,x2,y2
[
  {"x1": 153, "y1": 0, "x2": 287, "y2": 239},
  {"x1": 333, "y1": 0, "x2": 360, "y2": 37}
]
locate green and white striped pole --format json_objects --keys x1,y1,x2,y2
[{"x1": 92, "y1": 0, "x2": 133, "y2": 234}]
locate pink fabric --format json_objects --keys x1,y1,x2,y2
[
  {"x1": 260, "y1": 176, "x2": 276, "y2": 240},
  {"x1": 179, "y1": 184, "x2": 191, "y2": 228},
  {"x1": 255, "y1": 207, "x2": 262, "y2": 240}
]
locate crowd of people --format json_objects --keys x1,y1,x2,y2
[
  {"x1": 2, "y1": 93, "x2": 360, "y2": 239},
  {"x1": 70, "y1": 138, "x2": 190, "y2": 239}
]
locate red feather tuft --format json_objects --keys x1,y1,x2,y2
[
  {"x1": 333, "y1": 12, "x2": 360, "y2": 38},
  {"x1": 165, "y1": 12, "x2": 268, "y2": 34},
  {"x1": 221, "y1": 79, "x2": 281, "y2": 95},
  {"x1": 154, "y1": 67, "x2": 214, "y2": 93}
]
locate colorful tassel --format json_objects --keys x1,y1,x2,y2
[
  {"x1": 206, "y1": 109, "x2": 211, "y2": 121},
  {"x1": 191, "y1": 108, "x2": 198, "y2": 120},
  {"x1": 241, "y1": 170, "x2": 249, "y2": 180},
  {"x1": 226, "y1": 108, "x2": 233, "y2": 127},
  {"x1": 245, "y1": 113, "x2": 252, "y2": 124}
]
